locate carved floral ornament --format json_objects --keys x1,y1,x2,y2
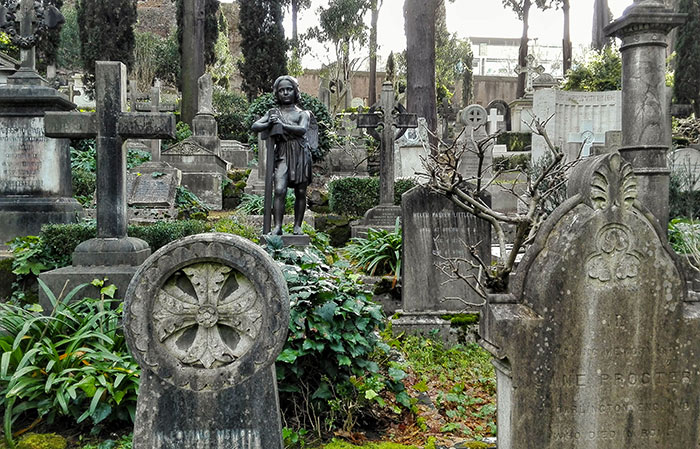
[{"x1": 123, "y1": 235, "x2": 289, "y2": 391}]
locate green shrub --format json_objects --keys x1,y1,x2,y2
[
  {"x1": 244, "y1": 92, "x2": 333, "y2": 161},
  {"x1": 175, "y1": 186, "x2": 210, "y2": 219},
  {"x1": 495, "y1": 132, "x2": 532, "y2": 152},
  {"x1": 670, "y1": 164, "x2": 700, "y2": 219},
  {"x1": 15, "y1": 433, "x2": 67, "y2": 449},
  {"x1": 328, "y1": 178, "x2": 418, "y2": 216},
  {"x1": 1, "y1": 282, "x2": 139, "y2": 448},
  {"x1": 128, "y1": 220, "x2": 210, "y2": 251},
  {"x1": 562, "y1": 45, "x2": 622, "y2": 92},
  {"x1": 214, "y1": 88, "x2": 250, "y2": 142},
  {"x1": 163, "y1": 121, "x2": 193, "y2": 150},
  {"x1": 71, "y1": 169, "x2": 96, "y2": 204},
  {"x1": 345, "y1": 221, "x2": 402, "y2": 278},
  {"x1": 493, "y1": 153, "x2": 531, "y2": 171},
  {"x1": 211, "y1": 214, "x2": 259, "y2": 243},
  {"x1": 265, "y1": 243, "x2": 407, "y2": 434},
  {"x1": 236, "y1": 191, "x2": 294, "y2": 215}
]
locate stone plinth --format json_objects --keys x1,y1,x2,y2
[
  {"x1": 0, "y1": 84, "x2": 83, "y2": 244},
  {"x1": 350, "y1": 205, "x2": 401, "y2": 239},
  {"x1": 124, "y1": 233, "x2": 289, "y2": 449}
]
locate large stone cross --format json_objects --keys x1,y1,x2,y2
[
  {"x1": 514, "y1": 54, "x2": 545, "y2": 96},
  {"x1": 44, "y1": 61, "x2": 175, "y2": 265},
  {"x1": 567, "y1": 120, "x2": 605, "y2": 157},
  {"x1": 0, "y1": 0, "x2": 64, "y2": 82},
  {"x1": 132, "y1": 81, "x2": 166, "y2": 162},
  {"x1": 487, "y1": 108, "x2": 504, "y2": 135},
  {"x1": 356, "y1": 82, "x2": 417, "y2": 205}
]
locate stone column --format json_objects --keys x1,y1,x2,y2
[
  {"x1": 181, "y1": 0, "x2": 206, "y2": 125},
  {"x1": 605, "y1": 0, "x2": 684, "y2": 228},
  {"x1": 379, "y1": 82, "x2": 395, "y2": 206}
]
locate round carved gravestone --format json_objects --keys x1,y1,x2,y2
[
  {"x1": 459, "y1": 104, "x2": 487, "y2": 128},
  {"x1": 124, "y1": 233, "x2": 289, "y2": 449}
]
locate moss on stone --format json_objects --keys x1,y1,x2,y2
[
  {"x1": 16, "y1": 433, "x2": 67, "y2": 449},
  {"x1": 321, "y1": 439, "x2": 419, "y2": 449},
  {"x1": 440, "y1": 313, "x2": 480, "y2": 326}
]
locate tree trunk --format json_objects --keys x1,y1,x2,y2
[
  {"x1": 592, "y1": 0, "x2": 611, "y2": 51},
  {"x1": 369, "y1": 0, "x2": 379, "y2": 106},
  {"x1": 516, "y1": 0, "x2": 530, "y2": 99},
  {"x1": 404, "y1": 0, "x2": 438, "y2": 151},
  {"x1": 562, "y1": 0, "x2": 571, "y2": 75},
  {"x1": 291, "y1": 0, "x2": 298, "y2": 47}
]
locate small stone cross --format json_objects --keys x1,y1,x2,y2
[
  {"x1": 487, "y1": 108, "x2": 504, "y2": 135},
  {"x1": 0, "y1": 0, "x2": 64, "y2": 81},
  {"x1": 514, "y1": 54, "x2": 545, "y2": 96},
  {"x1": 567, "y1": 121, "x2": 605, "y2": 157},
  {"x1": 44, "y1": 62, "x2": 175, "y2": 262},
  {"x1": 356, "y1": 82, "x2": 417, "y2": 205}
]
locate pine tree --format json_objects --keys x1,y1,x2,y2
[
  {"x1": 76, "y1": 0, "x2": 137, "y2": 94},
  {"x1": 238, "y1": 0, "x2": 288, "y2": 101},
  {"x1": 674, "y1": 0, "x2": 700, "y2": 115}
]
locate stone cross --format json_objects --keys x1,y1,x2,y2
[
  {"x1": 44, "y1": 62, "x2": 175, "y2": 265},
  {"x1": 356, "y1": 82, "x2": 417, "y2": 205},
  {"x1": 567, "y1": 121, "x2": 605, "y2": 157},
  {"x1": 487, "y1": 108, "x2": 504, "y2": 135},
  {"x1": 145, "y1": 81, "x2": 163, "y2": 162},
  {"x1": 0, "y1": 0, "x2": 64, "y2": 82},
  {"x1": 514, "y1": 54, "x2": 545, "y2": 96}
]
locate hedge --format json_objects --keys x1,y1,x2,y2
[{"x1": 328, "y1": 177, "x2": 417, "y2": 216}]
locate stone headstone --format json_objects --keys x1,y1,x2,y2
[
  {"x1": 532, "y1": 89, "x2": 621, "y2": 163},
  {"x1": 220, "y1": 139, "x2": 252, "y2": 168},
  {"x1": 395, "y1": 117, "x2": 429, "y2": 179},
  {"x1": 567, "y1": 120, "x2": 605, "y2": 158},
  {"x1": 39, "y1": 61, "x2": 175, "y2": 306},
  {"x1": 591, "y1": 130, "x2": 623, "y2": 156},
  {"x1": 394, "y1": 186, "x2": 491, "y2": 340},
  {"x1": 126, "y1": 166, "x2": 182, "y2": 223},
  {"x1": 456, "y1": 104, "x2": 493, "y2": 182},
  {"x1": 480, "y1": 153, "x2": 700, "y2": 448},
  {"x1": 162, "y1": 138, "x2": 227, "y2": 210},
  {"x1": 124, "y1": 233, "x2": 289, "y2": 449},
  {"x1": 319, "y1": 78, "x2": 331, "y2": 113}
]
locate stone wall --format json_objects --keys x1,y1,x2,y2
[{"x1": 135, "y1": 0, "x2": 177, "y2": 38}]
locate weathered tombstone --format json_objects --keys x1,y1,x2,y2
[
  {"x1": 395, "y1": 117, "x2": 429, "y2": 179},
  {"x1": 191, "y1": 73, "x2": 221, "y2": 155},
  {"x1": 126, "y1": 168, "x2": 181, "y2": 224},
  {"x1": 0, "y1": 0, "x2": 82, "y2": 245},
  {"x1": 352, "y1": 81, "x2": 417, "y2": 238},
  {"x1": 456, "y1": 104, "x2": 493, "y2": 182},
  {"x1": 39, "y1": 61, "x2": 175, "y2": 305},
  {"x1": 393, "y1": 185, "x2": 490, "y2": 341},
  {"x1": 220, "y1": 139, "x2": 252, "y2": 168},
  {"x1": 567, "y1": 120, "x2": 605, "y2": 158},
  {"x1": 486, "y1": 99, "x2": 511, "y2": 132},
  {"x1": 132, "y1": 80, "x2": 178, "y2": 163},
  {"x1": 318, "y1": 78, "x2": 331, "y2": 113},
  {"x1": 480, "y1": 152, "x2": 700, "y2": 448},
  {"x1": 124, "y1": 233, "x2": 290, "y2": 449},
  {"x1": 0, "y1": 52, "x2": 19, "y2": 85},
  {"x1": 532, "y1": 89, "x2": 621, "y2": 163},
  {"x1": 591, "y1": 130, "x2": 623, "y2": 156}
]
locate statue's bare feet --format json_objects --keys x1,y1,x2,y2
[
  {"x1": 293, "y1": 225, "x2": 303, "y2": 235},
  {"x1": 271, "y1": 226, "x2": 283, "y2": 235}
]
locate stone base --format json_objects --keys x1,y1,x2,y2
[
  {"x1": 181, "y1": 172, "x2": 223, "y2": 210},
  {"x1": 38, "y1": 264, "x2": 141, "y2": 311},
  {"x1": 244, "y1": 169, "x2": 266, "y2": 195},
  {"x1": 262, "y1": 234, "x2": 310, "y2": 247},
  {"x1": 72, "y1": 237, "x2": 151, "y2": 266},
  {"x1": 350, "y1": 205, "x2": 401, "y2": 238},
  {"x1": 0, "y1": 197, "x2": 84, "y2": 244},
  {"x1": 128, "y1": 207, "x2": 178, "y2": 225},
  {"x1": 246, "y1": 213, "x2": 315, "y2": 232},
  {"x1": 133, "y1": 365, "x2": 283, "y2": 449},
  {"x1": 391, "y1": 310, "x2": 480, "y2": 345}
]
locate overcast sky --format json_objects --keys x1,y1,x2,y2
[{"x1": 277, "y1": 0, "x2": 633, "y2": 69}]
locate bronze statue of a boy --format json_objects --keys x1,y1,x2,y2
[{"x1": 251, "y1": 76, "x2": 316, "y2": 235}]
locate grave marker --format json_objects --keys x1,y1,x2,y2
[
  {"x1": 567, "y1": 120, "x2": 605, "y2": 158},
  {"x1": 456, "y1": 104, "x2": 493, "y2": 181},
  {"x1": 124, "y1": 233, "x2": 289, "y2": 449},
  {"x1": 486, "y1": 107, "x2": 504, "y2": 135},
  {"x1": 514, "y1": 54, "x2": 544, "y2": 97}
]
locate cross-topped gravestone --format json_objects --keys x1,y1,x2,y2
[
  {"x1": 567, "y1": 120, "x2": 605, "y2": 158},
  {"x1": 457, "y1": 104, "x2": 493, "y2": 181},
  {"x1": 356, "y1": 81, "x2": 417, "y2": 205},
  {"x1": 487, "y1": 108, "x2": 504, "y2": 135},
  {"x1": 0, "y1": 0, "x2": 64, "y2": 84},
  {"x1": 514, "y1": 54, "x2": 545, "y2": 97},
  {"x1": 44, "y1": 61, "x2": 175, "y2": 265}
]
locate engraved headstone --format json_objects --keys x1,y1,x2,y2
[
  {"x1": 480, "y1": 153, "x2": 700, "y2": 448},
  {"x1": 456, "y1": 104, "x2": 493, "y2": 181},
  {"x1": 395, "y1": 117, "x2": 429, "y2": 178},
  {"x1": 124, "y1": 233, "x2": 289, "y2": 449},
  {"x1": 393, "y1": 185, "x2": 490, "y2": 340}
]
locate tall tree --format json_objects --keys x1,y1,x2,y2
[
  {"x1": 76, "y1": 0, "x2": 137, "y2": 94},
  {"x1": 502, "y1": 0, "x2": 550, "y2": 98},
  {"x1": 674, "y1": 0, "x2": 700, "y2": 115},
  {"x1": 404, "y1": 0, "x2": 438, "y2": 149},
  {"x1": 238, "y1": 0, "x2": 288, "y2": 101},
  {"x1": 283, "y1": 0, "x2": 311, "y2": 48},
  {"x1": 592, "y1": 0, "x2": 611, "y2": 51},
  {"x1": 368, "y1": 0, "x2": 382, "y2": 106},
  {"x1": 561, "y1": 0, "x2": 571, "y2": 75}
]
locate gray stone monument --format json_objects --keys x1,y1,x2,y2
[
  {"x1": 352, "y1": 82, "x2": 417, "y2": 238},
  {"x1": 191, "y1": 73, "x2": 221, "y2": 155},
  {"x1": 513, "y1": 54, "x2": 545, "y2": 98},
  {"x1": 124, "y1": 233, "x2": 289, "y2": 449},
  {"x1": 0, "y1": 0, "x2": 83, "y2": 245},
  {"x1": 456, "y1": 104, "x2": 493, "y2": 182},
  {"x1": 393, "y1": 186, "x2": 490, "y2": 341},
  {"x1": 480, "y1": 152, "x2": 700, "y2": 448},
  {"x1": 39, "y1": 61, "x2": 175, "y2": 304}
]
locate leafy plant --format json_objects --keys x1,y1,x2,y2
[
  {"x1": 328, "y1": 177, "x2": 417, "y2": 217},
  {"x1": 345, "y1": 220, "x2": 402, "y2": 279},
  {"x1": 1, "y1": 281, "x2": 139, "y2": 448},
  {"x1": 562, "y1": 45, "x2": 622, "y2": 92},
  {"x1": 163, "y1": 121, "x2": 193, "y2": 150},
  {"x1": 213, "y1": 88, "x2": 250, "y2": 142},
  {"x1": 235, "y1": 191, "x2": 295, "y2": 215},
  {"x1": 175, "y1": 186, "x2": 210, "y2": 220}
]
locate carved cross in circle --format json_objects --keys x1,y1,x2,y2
[
  {"x1": 153, "y1": 263, "x2": 263, "y2": 369},
  {"x1": 467, "y1": 107, "x2": 486, "y2": 126}
]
